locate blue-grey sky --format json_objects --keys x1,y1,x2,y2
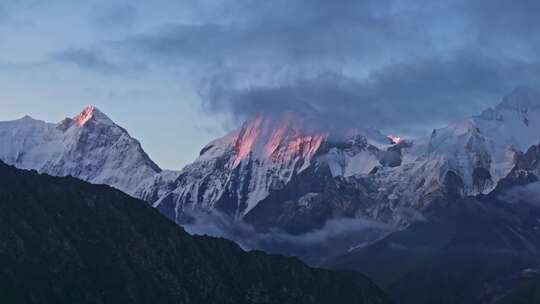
[{"x1": 1, "y1": 0, "x2": 539, "y2": 169}]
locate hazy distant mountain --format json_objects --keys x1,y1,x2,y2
[{"x1": 0, "y1": 161, "x2": 390, "y2": 304}]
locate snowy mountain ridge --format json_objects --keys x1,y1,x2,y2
[
  {"x1": 0, "y1": 105, "x2": 164, "y2": 197},
  {"x1": 153, "y1": 86, "x2": 540, "y2": 231},
  {"x1": 360, "y1": 88, "x2": 538, "y2": 216},
  {"x1": 1, "y1": 87, "x2": 540, "y2": 233},
  {"x1": 152, "y1": 114, "x2": 329, "y2": 221}
]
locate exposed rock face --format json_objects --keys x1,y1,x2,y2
[
  {"x1": 0, "y1": 161, "x2": 390, "y2": 304},
  {"x1": 494, "y1": 143, "x2": 540, "y2": 191}
]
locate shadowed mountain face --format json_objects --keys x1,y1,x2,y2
[
  {"x1": 0, "y1": 161, "x2": 390, "y2": 304},
  {"x1": 326, "y1": 145, "x2": 540, "y2": 304},
  {"x1": 327, "y1": 197, "x2": 540, "y2": 304},
  {"x1": 495, "y1": 274, "x2": 540, "y2": 304}
]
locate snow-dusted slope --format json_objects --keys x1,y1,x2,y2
[
  {"x1": 153, "y1": 114, "x2": 412, "y2": 228},
  {"x1": 156, "y1": 86, "x2": 540, "y2": 231},
  {"x1": 2, "y1": 87, "x2": 540, "y2": 234},
  {"x1": 362, "y1": 86, "x2": 540, "y2": 216},
  {"x1": 0, "y1": 106, "x2": 165, "y2": 197},
  {"x1": 154, "y1": 114, "x2": 330, "y2": 221},
  {"x1": 424, "y1": 87, "x2": 538, "y2": 190}
]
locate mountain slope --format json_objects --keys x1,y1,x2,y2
[
  {"x1": 495, "y1": 273, "x2": 540, "y2": 304},
  {"x1": 2, "y1": 87, "x2": 540, "y2": 263},
  {"x1": 0, "y1": 106, "x2": 165, "y2": 198},
  {"x1": 154, "y1": 114, "x2": 329, "y2": 220},
  {"x1": 152, "y1": 87, "x2": 540, "y2": 235},
  {"x1": 0, "y1": 161, "x2": 390, "y2": 304},
  {"x1": 3, "y1": 87, "x2": 537, "y2": 237},
  {"x1": 325, "y1": 196, "x2": 540, "y2": 303},
  {"x1": 154, "y1": 114, "x2": 395, "y2": 231},
  {"x1": 325, "y1": 143, "x2": 540, "y2": 303}
]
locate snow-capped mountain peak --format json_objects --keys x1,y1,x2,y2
[
  {"x1": 230, "y1": 114, "x2": 327, "y2": 169},
  {"x1": 72, "y1": 105, "x2": 112, "y2": 127},
  {"x1": 473, "y1": 86, "x2": 540, "y2": 152},
  {"x1": 0, "y1": 106, "x2": 164, "y2": 198},
  {"x1": 157, "y1": 113, "x2": 330, "y2": 218},
  {"x1": 496, "y1": 86, "x2": 540, "y2": 112},
  {"x1": 382, "y1": 87, "x2": 540, "y2": 205},
  {"x1": 154, "y1": 112, "x2": 393, "y2": 223},
  {"x1": 196, "y1": 113, "x2": 329, "y2": 169}
]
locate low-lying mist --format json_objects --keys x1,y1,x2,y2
[
  {"x1": 499, "y1": 182, "x2": 540, "y2": 206},
  {"x1": 182, "y1": 210, "x2": 396, "y2": 265}
]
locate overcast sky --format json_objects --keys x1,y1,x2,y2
[{"x1": 1, "y1": 0, "x2": 539, "y2": 169}]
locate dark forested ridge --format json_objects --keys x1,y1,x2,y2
[{"x1": 0, "y1": 161, "x2": 389, "y2": 304}]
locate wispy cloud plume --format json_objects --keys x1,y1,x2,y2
[
  {"x1": 183, "y1": 210, "x2": 396, "y2": 265},
  {"x1": 499, "y1": 182, "x2": 540, "y2": 206}
]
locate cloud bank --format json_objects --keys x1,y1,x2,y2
[
  {"x1": 499, "y1": 182, "x2": 540, "y2": 207},
  {"x1": 52, "y1": 0, "x2": 540, "y2": 135},
  {"x1": 182, "y1": 209, "x2": 397, "y2": 265}
]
